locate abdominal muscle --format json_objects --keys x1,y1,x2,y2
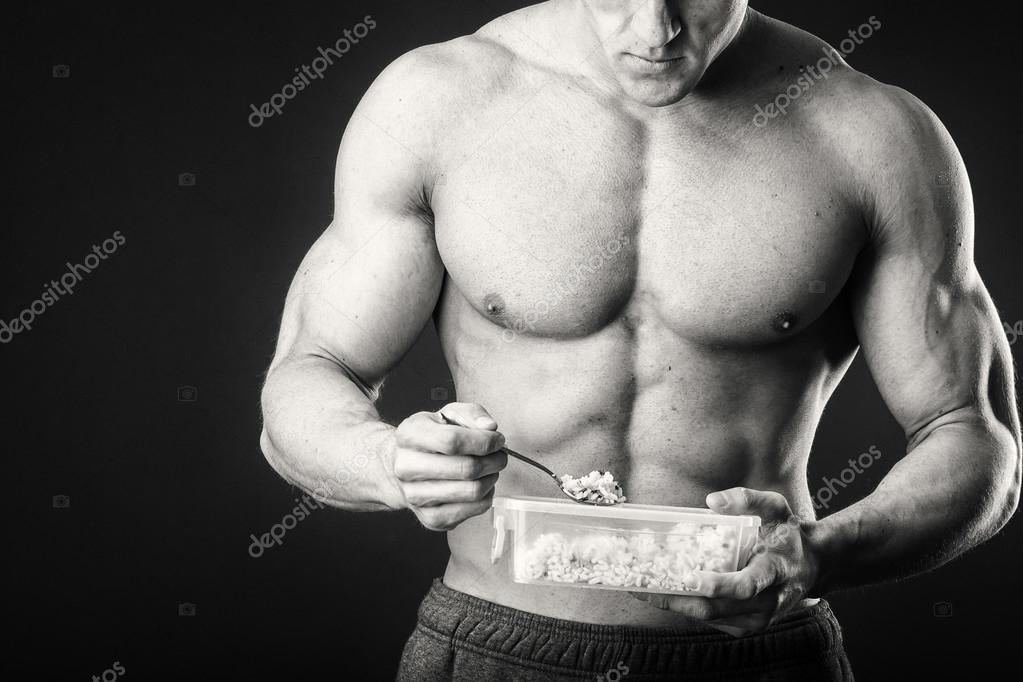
[{"x1": 435, "y1": 311, "x2": 838, "y2": 625}]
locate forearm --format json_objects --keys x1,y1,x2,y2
[
  {"x1": 809, "y1": 418, "x2": 1021, "y2": 594},
  {"x1": 260, "y1": 354, "x2": 406, "y2": 512}
]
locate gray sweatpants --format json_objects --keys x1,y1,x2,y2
[{"x1": 397, "y1": 579, "x2": 854, "y2": 681}]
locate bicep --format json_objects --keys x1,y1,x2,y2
[
  {"x1": 272, "y1": 212, "x2": 442, "y2": 390},
  {"x1": 850, "y1": 94, "x2": 1017, "y2": 445},
  {"x1": 851, "y1": 235, "x2": 1011, "y2": 443},
  {"x1": 269, "y1": 57, "x2": 444, "y2": 388}
]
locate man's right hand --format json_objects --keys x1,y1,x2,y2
[{"x1": 393, "y1": 403, "x2": 507, "y2": 531}]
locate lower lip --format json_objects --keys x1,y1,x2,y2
[{"x1": 624, "y1": 54, "x2": 684, "y2": 74}]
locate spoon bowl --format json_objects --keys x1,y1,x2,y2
[{"x1": 500, "y1": 447, "x2": 625, "y2": 506}]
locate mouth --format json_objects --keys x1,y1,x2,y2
[{"x1": 622, "y1": 53, "x2": 685, "y2": 74}]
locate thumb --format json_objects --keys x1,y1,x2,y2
[
  {"x1": 706, "y1": 487, "x2": 791, "y2": 522},
  {"x1": 438, "y1": 402, "x2": 498, "y2": 430}
]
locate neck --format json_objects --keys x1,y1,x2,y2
[
  {"x1": 564, "y1": 1, "x2": 761, "y2": 112},
  {"x1": 694, "y1": 8, "x2": 760, "y2": 96}
]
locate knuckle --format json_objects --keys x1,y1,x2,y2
[
  {"x1": 397, "y1": 413, "x2": 432, "y2": 443},
  {"x1": 736, "y1": 487, "x2": 753, "y2": 506},
  {"x1": 409, "y1": 411, "x2": 433, "y2": 425},
  {"x1": 394, "y1": 420, "x2": 414, "y2": 443},
  {"x1": 403, "y1": 488, "x2": 426, "y2": 507}
]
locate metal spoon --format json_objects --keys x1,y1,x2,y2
[
  {"x1": 437, "y1": 412, "x2": 624, "y2": 505},
  {"x1": 500, "y1": 446, "x2": 624, "y2": 506}
]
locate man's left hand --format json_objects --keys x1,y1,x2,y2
[{"x1": 631, "y1": 487, "x2": 824, "y2": 637}]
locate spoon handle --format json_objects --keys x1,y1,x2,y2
[
  {"x1": 436, "y1": 412, "x2": 560, "y2": 482},
  {"x1": 500, "y1": 447, "x2": 559, "y2": 481}
]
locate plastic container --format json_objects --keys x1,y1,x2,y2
[{"x1": 491, "y1": 496, "x2": 761, "y2": 597}]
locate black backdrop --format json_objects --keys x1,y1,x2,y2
[{"x1": 5, "y1": 1, "x2": 1021, "y2": 680}]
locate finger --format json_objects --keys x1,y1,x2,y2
[
  {"x1": 692, "y1": 555, "x2": 779, "y2": 601},
  {"x1": 668, "y1": 592, "x2": 778, "y2": 620},
  {"x1": 394, "y1": 449, "x2": 508, "y2": 482},
  {"x1": 403, "y1": 474, "x2": 500, "y2": 506},
  {"x1": 412, "y1": 493, "x2": 495, "y2": 531},
  {"x1": 706, "y1": 487, "x2": 791, "y2": 522},
  {"x1": 397, "y1": 416, "x2": 505, "y2": 455},
  {"x1": 708, "y1": 613, "x2": 773, "y2": 634},
  {"x1": 706, "y1": 623, "x2": 750, "y2": 638},
  {"x1": 642, "y1": 589, "x2": 779, "y2": 621},
  {"x1": 438, "y1": 402, "x2": 499, "y2": 430}
]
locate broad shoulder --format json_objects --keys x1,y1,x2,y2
[
  {"x1": 353, "y1": 2, "x2": 560, "y2": 129},
  {"x1": 750, "y1": 13, "x2": 967, "y2": 235},
  {"x1": 813, "y1": 73, "x2": 968, "y2": 239},
  {"x1": 342, "y1": 5, "x2": 554, "y2": 169}
]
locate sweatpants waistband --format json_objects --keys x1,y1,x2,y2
[{"x1": 415, "y1": 579, "x2": 846, "y2": 676}]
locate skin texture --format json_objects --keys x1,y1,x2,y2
[{"x1": 260, "y1": 0, "x2": 1021, "y2": 632}]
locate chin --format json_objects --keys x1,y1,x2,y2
[{"x1": 619, "y1": 75, "x2": 695, "y2": 107}]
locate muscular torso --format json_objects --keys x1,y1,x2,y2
[{"x1": 421, "y1": 12, "x2": 868, "y2": 625}]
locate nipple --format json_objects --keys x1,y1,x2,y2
[
  {"x1": 772, "y1": 311, "x2": 797, "y2": 333},
  {"x1": 483, "y1": 293, "x2": 505, "y2": 316}
]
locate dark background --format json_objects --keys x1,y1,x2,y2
[{"x1": 4, "y1": 1, "x2": 1020, "y2": 680}]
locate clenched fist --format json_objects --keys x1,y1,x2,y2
[{"x1": 393, "y1": 402, "x2": 507, "y2": 531}]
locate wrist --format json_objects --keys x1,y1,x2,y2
[
  {"x1": 375, "y1": 425, "x2": 408, "y2": 511},
  {"x1": 802, "y1": 518, "x2": 843, "y2": 597}
]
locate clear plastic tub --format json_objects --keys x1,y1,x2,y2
[{"x1": 491, "y1": 496, "x2": 761, "y2": 597}]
